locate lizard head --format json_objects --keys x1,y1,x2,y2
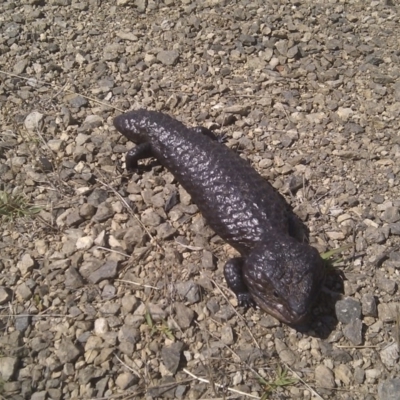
[
  {"x1": 243, "y1": 236, "x2": 325, "y2": 325},
  {"x1": 114, "y1": 110, "x2": 152, "y2": 143}
]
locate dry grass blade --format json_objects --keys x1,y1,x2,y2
[
  {"x1": 183, "y1": 368, "x2": 261, "y2": 399},
  {"x1": 113, "y1": 353, "x2": 142, "y2": 379}
]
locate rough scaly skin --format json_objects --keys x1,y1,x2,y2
[{"x1": 114, "y1": 109, "x2": 325, "y2": 325}]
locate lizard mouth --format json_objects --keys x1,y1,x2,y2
[{"x1": 250, "y1": 291, "x2": 310, "y2": 325}]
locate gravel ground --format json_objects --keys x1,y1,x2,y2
[{"x1": 1, "y1": 0, "x2": 400, "y2": 399}]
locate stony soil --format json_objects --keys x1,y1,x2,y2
[{"x1": 1, "y1": 0, "x2": 400, "y2": 399}]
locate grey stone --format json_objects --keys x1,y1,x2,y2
[
  {"x1": 259, "y1": 314, "x2": 281, "y2": 328},
  {"x1": 56, "y1": 339, "x2": 82, "y2": 363},
  {"x1": 72, "y1": 1, "x2": 88, "y2": 10},
  {"x1": 3, "y1": 381, "x2": 21, "y2": 396},
  {"x1": 376, "y1": 272, "x2": 397, "y2": 295},
  {"x1": 116, "y1": 31, "x2": 138, "y2": 41},
  {"x1": 377, "y1": 303, "x2": 399, "y2": 322},
  {"x1": 161, "y1": 342, "x2": 184, "y2": 374},
  {"x1": 47, "y1": 139, "x2": 64, "y2": 153},
  {"x1": 67, "y1": 94, "x2": 88, "y2": 108},
  {"x1": 93, "y1": 202, "x2": 114, "y2": 222},
  {"x1": 354, "y1": 367, "x2": 365, "y2": 384},
  {"x1": 115, "y1": 372, "x2": 137, "y2": 390},
  {"x1": 24, "y1": 111, "x2": 44, "y2": 133},
  {"x1": 17, "y1": 253, "x2": 35, "y2": 276},
  {"x1": 13, "y1": 59, "x2": 29, "y2": 74},
  {"x1": 206, "y1": 297, "x2": 220, "y2": 315},
  {"x1": 315, "y1": 365, "x2": 336, "y2": 389},
  {"x1": 87, "y1": 189, "x2": 108, "y2": 206},
  {"x1": 287, "y1": 45, "x2": 299, "y2": 58},
  {"x1": 147, "y1": 376, "x2": 177, "y2": 398},
  {"x1": 15, "y1": 314, "x2": 30, "y2": 332},
  {"x1": 0, "y1": 356, "x2": 18, "y2": 380},
  {"x1": 75, "y1": 133, "x2": 90, "y2": 146},
  {"x1": 214, "y1": 305, "x2": 236, "y2": 321},
  {"x1": 65, "y1": 267, "x2": 84, "y2": 288},
  {"x1": 141, "y1": 208, "x2": 162, "y2": 226},
  {"x1": 122, "y1": 225, "x2": 145, "y2": 251},
  {"x1": 157, "y1": 50, "x2": 179, "y2": 66},
  {"x1": 79, "y1": 203, "x2": 96, "y2": 219},
  {"x1": 76, "y1": 236, "x2": 94, "y2": 251},
  {"x1": 275, "y1": 338, "x2": 296, "y2": 365},
  {"x1": 66, "y1": 209, "x2": 84, "y2": 227},
  {"x1": 343, "y1": 318, "x2": 363, "y2": 345},
  {"x1": 31, "y1": 337, "x2": 50, "y2": 353},
  {"x1": 382, "y1": 207, "x2": 400, "y2": 223},
  {"x1": 344, "y1": 122, "x2": 364, "y2": 134},
  {"x1": 31, "y1": 391, "x2": 46, "y2": 400},
  {"x1": 99, "y1": 302, "x2": 120, "y2": 315},
  {"x1": 176, "y1": 280, "x2": 200, "y2": 304},
  {"x1": 15, "y1": 282, "x2": 32, "y2": 301},
  {"x1": 239, "y1": 34, "x2": 257, "y2": 46},
  {"x1": 336, "y1": 107, "x2": 353, "y2": 121},
  {"x1": 361, "y1": 293, "x2": 377, "y2": 317},
  {"x1": 364, "y1": 226, "x2": 387, "y2": 244},
  {"x1": 134, "y1": 0, "x2": 147, "y2": 12},
  {"x1": 156, "y1": 222, "x2": 176, "y2": 239},
  {"x1": 119, "y1": 341, "x2": 134, "y2": 356},
  {"x1": 150, "y1": 192, "x2": 165, "y2": 208},
  {"x1": 334, "y1": 364, "x2": 352, "y2": 386},
  {"x1": 118, "y1": 325, "x2": 140, "y2": 345},
  {"x1": 275, "y1": 39, "x2": 288, "y2": 56},
  {"x1": 78, "y1": 365, "x2": 106, "y2": 384},
  {"x1": 102, "y1": 284, "x2": 116, "y2": 299},
  {"x1": 48, "y1": 388, "x2": 62, "y2": 400},
  {"x1": 178, "y1": 186, "x2": 191, "y2": 205},
  {"x1": 221, "y1": 326, "x2": 234, "y2": 345},
  {"x1": 88, "y1": 261, "x2": 119, "y2": 284},
  {"x1": 175, "y1": 385, "x2": 187, "y2": 399},
  {"x1": 335, "y1": 298, "x2": 362, "y2": 323},
  {"x1": 201, "y1": 250, "x2": 216, "y2": 270},
  {"x1": 389, "y1": 251, "x2": 400, "y2": 262},
  {"x1": 223, "y1": 104, "x2": 250, "y2": 116},
  {"x1": 145, "y1": 303, "x2": 166, "y2": 322},
  {"x1": 121, "y1": 295, "x2": 139, "y2": 314},
  {"x1": 103, "y1": 44, "x2": 122, "y2": 61},
  {"x1": 326, "y1": 39, "x2": 342, "y2": 50},
  {"x1": 8, "y1": 156, "x2": 25, "y2": 171},
  {"x1": 0, "y1": 286, "x2": 12, "y2": 304},
  {"x1": 380, "y1": 342, "x2": 399, "y2": 368},
  {"x1": 83, "y1": 115, "x2": 103, "y2": 129},
  {"x1": 174, "y1": 302, "x2": 194, "y2": 329},
  {"x1": 373, "y1": 73, "x2": 395, "y2": 85},
  {"x1": 390, "y1": 222, "x2": 400, "y2": 235},
  {"x1": 85, "y1": 335, "x2": 103, "y2": 351},
  {"x1": 378, "y1": 378, "x2": 400, "y2": 400},
  {"x1": 165, "y1": 247, "x2": 182, "y2": 265}
]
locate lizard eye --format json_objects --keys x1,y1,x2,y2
[{"x1": 273, "y1": 291, "x2": 280, "y2": 299}]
